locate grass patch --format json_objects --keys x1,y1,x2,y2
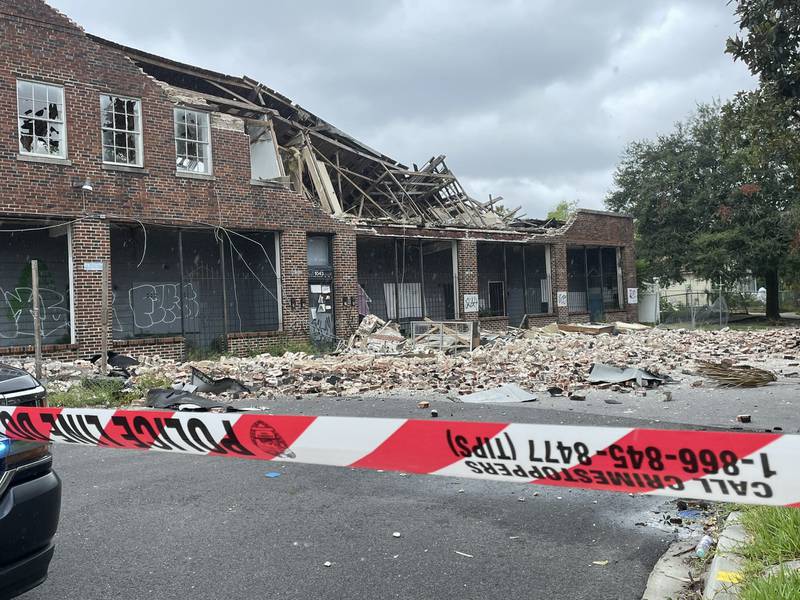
[
  {"x1": 127, "y1": 372, "x2": 172, "y2": 400},
  {"x1": 741, "y1": 569, "x2": 800, "y2": 600},
  {"x1": 736, "y1": 507, "x2": 800, "y2": 599},
  {"x1": 48, "y1": 378, "x2": 127, "y2": 408}
]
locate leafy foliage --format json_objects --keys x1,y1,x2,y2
[
  {"x1": 727, "y1": 0, "x2": 800, "y2": 100},
  {"x1": 546, "y1": 200, "x2": 577, "y2": 222},
  {"x1": 605, "y1": 94, "x2": 800, "y2": 318}
]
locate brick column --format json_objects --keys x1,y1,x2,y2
[
  {"x1": 332, "y1": 230, "x2": 358, "y2": 338},
  {"x1": 622, "y1": 244, "x2": 638, "y2": 322},
  {"x1": 456, "y1": 239, "x2": 478, "y2": 321},
  {"x1": 551, "y1": 242, "x2": 569, "y2": 323},
  {"x1": 71, "y1": 218, "x2": 111, "y2": 357},
  {"x1": 279, "y1": 230, "x2": 310, "y2": 340}
]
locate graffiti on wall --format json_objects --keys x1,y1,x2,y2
[
  {"x1": 129, "y1": 283, "x2": 200, "y2": 330},
  {"x1": 0, "y1": 287, "x2": 70, "y2": 339}
]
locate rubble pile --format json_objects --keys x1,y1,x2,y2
[{"x1": 5, "y1": 326, "x2": 799, "y2": 400}]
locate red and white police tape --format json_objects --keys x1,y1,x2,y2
[{"x1": 0, "y1": 405, "x2": 795, "y2": 506}]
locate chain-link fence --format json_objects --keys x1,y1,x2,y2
[{"x1": 642, "y1": 283, "x2": 800, "y2": 329}]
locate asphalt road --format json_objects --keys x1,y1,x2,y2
[{"x1": 21, "y1": 400, "x2": 681, "y2": 600}]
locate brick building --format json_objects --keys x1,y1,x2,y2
[{"x1": 0, "y1": 0, "x2": 636, "y2": 361}]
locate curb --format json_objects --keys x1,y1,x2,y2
[
  {"x1": 641, "y1": 539, "x2": 697, "y2": 600},
  {"x1": 702, "y1": 512, "x2": 748, "y2": 600}
]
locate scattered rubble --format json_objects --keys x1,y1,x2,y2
[{"x1": 8, "y1": 325, "x2": 799, "y2": 403}]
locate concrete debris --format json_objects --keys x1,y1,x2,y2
[
  {"x1": 8, "y1": 326, "x2": 798, "y2": 403},
  {"x1": 346, "y1": 315, "x2": 407, "y2": 354},
  {"x1": 411, "y1": 321, "x2": 479, "y2": 353},
  {"x1": 417, "y1": 400, "x2": 430, "y2": 409},
  {"x1": 459, "y1": 383, "x2": 536, "y2": 404}
]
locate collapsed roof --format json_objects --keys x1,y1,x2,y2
[{"x1": 92, "y1": 36, "x2": 562, "y2": 233}]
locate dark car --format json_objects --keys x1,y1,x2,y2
[{"x1": 0, "y1": 365, "x2": 61, "y2": 600}]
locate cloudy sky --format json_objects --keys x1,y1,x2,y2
[{"x1": 50, "y1": 0, "x2": 756, "y2": 218}]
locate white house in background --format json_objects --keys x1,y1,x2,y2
[{"x1": 659, "y1": 272, "x2": 759, "y2": 307}]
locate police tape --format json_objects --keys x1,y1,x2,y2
[{"x1": 0, "y1": 405, "x2": 795, "y2": 506}]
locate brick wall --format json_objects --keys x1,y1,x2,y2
[
  {"x1": 562, "y1": 210, "x2": 637, "y2": 322},
  {"x1": 0, "y1": 1, "x2": 359, "y2": 359},
  {"x1": 551, "y1": 242, "x2": 569, "y2": 323},
  {"x1": 0, "y1": 343, "x2": 78, "y2": 361},
  {"x1": 112, "y1": 336, "x2": 184, "y2": 362},
  {"x1": 226, "y1": 331, "x2": 307, "y2": 357},
  {"x1": 456, "y1": 239, "x2": 478, "y2": 320}
]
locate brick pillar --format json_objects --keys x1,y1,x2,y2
[
  {"x1": 456, "y1": 239, "x2": 478, "y2": 321},
  {"x1": 71, "y1": 218, "x2": 111, "y2": 357},
  {"x1": 279, "y1": 229, "x2": 310, "y2": 339},
  {"x1": 332, "y1": 230, "x2": 358, "y2": 338},
  {"x1": 622, "y1": 244, "x2": 638, "y2": 322},
  {"x1": 551, "y1": 242, "x2": 569, "y2": 323}
]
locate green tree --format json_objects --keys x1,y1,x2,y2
[
  {"x1": 546, "y1": 199, "x2": 577, "y2": 221},
  {"x1": 727, "y1": 0, "x2": 800, "y2": 101},
  {"x1": 606, "y1": 98, "x2": 800, "y2": 319}
]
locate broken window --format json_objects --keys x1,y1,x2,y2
[
  {"x1": 478, "y1": 242, "x2": 552, "y2": 320},
  {"x1": 524, "y1": 245, "x2": 550, "y2": 314},
  {"x1": 17, "y1": 80, "x2": 66, "y2": 158},
  {"x1": 174, "y1": 108, "x2": 211, "y2": 173},
  {"x1": 111, "y1": 225, "x2": 280, "y2": 352},
  {"x1": 247, "y1": 122, "x2": 282, "y2": 181},
  {"x1": 0, "y1": 223, "x2": 71, "y2": 347},
  {"x1": 567, "y1": 246, "x2": 622, "y2": 317},
  {"x1": 357, "y1": 237, "x2": 455, "y2": 324},
  {"x1": 100, "y1": 95, "x2": 142, "y2": 166}
]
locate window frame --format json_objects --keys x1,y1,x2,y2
[
  {"x1": 174, "y1": 107, "x2": 213, "y2": 175},
  {"x1": 99, "y1": 93, "x2": 144, "y2": 167},
  {"x1": 16, "y1": 79, "x2": 68, "y2": 159}
]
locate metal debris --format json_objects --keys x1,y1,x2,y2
[
  {"x1": 459, "y1": 383, "x2": 536, "y2": 404},
  {"x1": 190, "y1": 366, "x2": 250, "y2": 394},
  {"x1": 587, "y1": 363, "x2": 664, "y2": 387}
]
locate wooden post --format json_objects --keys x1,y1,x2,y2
[
  {"x1": 100, "y1": 259, "x2": 109, "y2": 375},
  {"x1": 31, "y1": 260, "x2": 42, "y2": 381}
]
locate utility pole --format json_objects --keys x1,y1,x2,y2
[
  {"x1": 31, "y1": 260, "x2": 42, "y2": 381},
  {"x1": 100, "y1": 259, "x2": 109, "y2": 375}
]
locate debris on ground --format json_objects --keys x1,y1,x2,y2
[
  {"x1": 346, "y1": 315, "x2": 407, "y2": 354},
  {"x1": 459, "y1": 383, "x2": 536, "y2": 404},
  {"x1": 736, "y1": 414, "x2": 752, "y2": 423},
  {"x1": 612, "y1": 321, "x2": 651, "y2": 334},
  {"x1": 190, "y1": 366, "x2": 250, "y2": 394},
  {"x1": 9, "y1": 325, "x2": 798, "y2": 403},
  {"x1": 411, "y1": 320, "x2": 479, "y2": 353},
  {"x1": 90, "y1": 350, "x2": 140, "y2": 377},
  {"x1": 587, "y1": 363, "x2": 664, "y2": 387},
  {"x1": 695, "y1": 360, "x2": 777, "y2": 387},
  {"x1": 146, "y1": 388, "x2": 227, "y2": 411},
  {"x1": 558, "y1": 323, "x2": 615, "y2": 335}
]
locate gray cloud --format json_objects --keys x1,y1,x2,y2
[{"x1": 50, "y1": 0, "x2": 756, "y2": 218}]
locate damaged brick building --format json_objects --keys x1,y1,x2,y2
[{"x1": 0, "y1": 0, "x2": 636, "y2": 361}]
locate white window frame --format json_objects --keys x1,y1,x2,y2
[
  {"x1": 174, "y1": 108, "x2": 212, "y2": 174},
  {"x1": 100, "y1": 94, "x2": 143, "y2": 167},
  {"x1": 16, "y1": 79, "x2": 67, "y2": 159}
]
